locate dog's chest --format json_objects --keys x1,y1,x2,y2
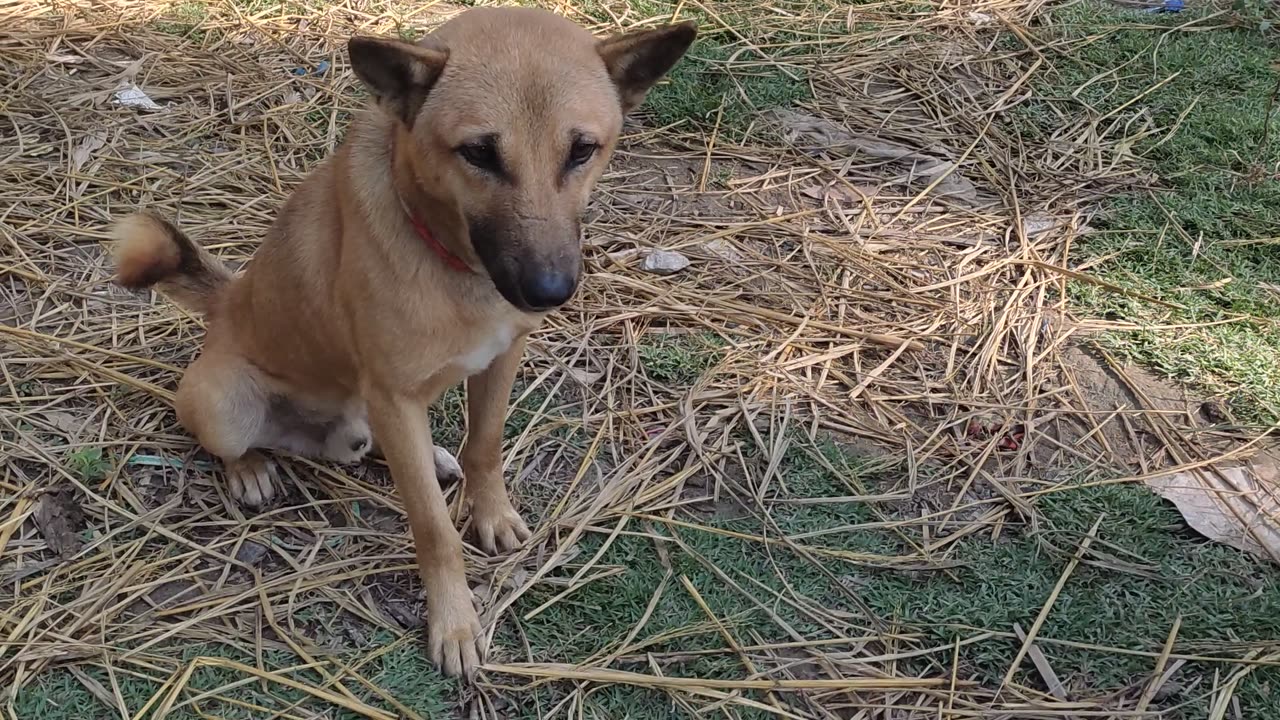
[{"x1": 450, "y1": 320, "x2": 518, "y2": 375}]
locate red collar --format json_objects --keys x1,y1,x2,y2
[
  {"x1": 390, "y1": 129, "x2": 473, "y2": 275},
  {"x1": 405, "y1": 211, "x2": 473, "y2": 274}
]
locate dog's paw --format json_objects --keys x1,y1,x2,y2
[
  {"x1": 426, "y1": 588, "x2": 485, "y2": 679},
  {"x1": 226, "y1": 452, "x2": 278, "y2": 509},
  {"x1": 363, "y1": 444, "x2": 462, "y2": 485},
  {"x1": 469, "y1": 495, "x2": 531, "y2": 554},
  {"x1": 323, "y1": 417, "x2": 374, "y2": 464},
  {"x1": 326, "y1": 434, "x2": 372, "y2": 465},
  {"x1": 433, "y1": 446, "x2": 464, "y2": 485}
]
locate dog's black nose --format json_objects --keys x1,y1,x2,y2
[{"x1": 522, "y1": 270, "x2": 577, "y2": 309}]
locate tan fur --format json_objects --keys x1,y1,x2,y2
[
  {"x1": 112, "y1": 212, "x2": 233, "y2": 314},
  {"x1": 111, "y1": 7, "x2": 694, "y2": 679}
]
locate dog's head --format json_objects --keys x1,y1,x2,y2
[{"x1": 348, "y1": 8, "x2": 696, "y2": 312}]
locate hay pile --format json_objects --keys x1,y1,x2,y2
[{"x1": 0, "y1": 0, "x2": 1265, "y2": 717}]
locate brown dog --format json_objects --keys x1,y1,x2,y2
[{"x1": 110, "y1": 7, "x2": 695, "y2": 678}]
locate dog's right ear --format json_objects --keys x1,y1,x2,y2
[
  {"x1": 598, "y1": 21, "x2": 697, "y2": 114},
  {"x1": 348, "y1": 37, "x2": 448, "y2": 127}
]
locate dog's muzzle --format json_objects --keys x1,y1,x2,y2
[{"x1": 518, "y1": 267, "x2": 578, "y2": 310}]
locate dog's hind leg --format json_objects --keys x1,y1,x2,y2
[{"x1": 175, "y1": 352, "x2": 279, "y2": 509}]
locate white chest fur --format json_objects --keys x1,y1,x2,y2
[{"x1": 451, "y1": 320, "x2": 518, "y2": 375}]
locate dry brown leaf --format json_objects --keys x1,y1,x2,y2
[
  {"x1": 1021, "y1": 212, "x2": 1066, "y2": 238},
  {"x1": 39, "y1": 410, "x2": 86, "y2": 439},
  {"x1": 1146, "y1": 459, "x2": 1280, "y2": 564},
  {"x1": 569, "y1": 367, "x2": 604, "y2": 386},
  {"x1": 800, "y1": 183, "x2": 878, "y2": 207},
  {"x1": 70, "y1": 130, "x2": 106, "y2": 175},
  {"x1": 763, "y1": 108, "x2": 979, "y2": 203},
  {"x1": 33, "y1": 484, "x2": 86, "y2": 557}
]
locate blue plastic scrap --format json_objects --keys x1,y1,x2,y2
[
  {"x1": 292, "y1": 60, "x2": 331, "y2": 76},
  {"x1": 1146, "y1": 0, "x2": 1184, "y2": 12}
]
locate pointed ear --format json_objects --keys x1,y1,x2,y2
[
  {"x1": 597, "y1": 21, "x2": 697, "y2": 114},
  {"x1": 348, "y1": 36, "x2": 448, "y2": 126}
]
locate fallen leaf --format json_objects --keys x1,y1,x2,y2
[
  {"x1": 700, "y1": 238, "x2": 744, "y2": 264},
  {"x1": 70, "y1": 130, "x2": 107, "y2": 174},
  {"x1": 1022, "y1": 212, "x2": 1066, "y2": 237},
  {"x1": 800, "y1": 183, "x2": 878, "y2": 207},
  {"x1": 569, "y1": 367, "x2": 604, "y2": 386},
  {"x1": 1146, "y1": 460, "x2": 1280, "y2": 564},
  {"x1": 33, "y1": 484, "x2": 86, "y2": 557},
  {"x1": 235, "y1": 539, "x2": 270, "y2": 566},
  {"x1": 39, "y1": 410, "x2": 86, "y2": 439},
  {"x1": 145, "y1": 580, "x2": 200, "y2": 609},
  {"x1": 763, "y1": 108, "x2": 979, "y2": 204}
]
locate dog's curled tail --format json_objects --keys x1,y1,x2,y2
[{"x1": 111, "y1": 212, "x2": 233, "y2": 315}]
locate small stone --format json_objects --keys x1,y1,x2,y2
[{"x1": 640, "y1": 250, "x2": 690, "y2": 275}]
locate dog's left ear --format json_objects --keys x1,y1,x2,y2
[
  {"x1": 597, "y1": 21, "x2": 697, "y2": 114},
  {"x1": 348, "y1": 36, "x2": 448, "y2": 127}
]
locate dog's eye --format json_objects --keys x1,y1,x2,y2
[
  {"x1": 458, "y1": 141, "x2": 501, "y2": 172},
  {"x1": 566, "y1": 140, "x2": 598, "y2": 169}
]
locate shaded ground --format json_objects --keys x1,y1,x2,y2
[{"x1": 1, "y1": 0, "x2": 1279, "y2": 718}]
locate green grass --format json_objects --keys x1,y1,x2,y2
[
  {"x1": 152, "y1": 1, "x2": 210, "y2": 40},
  {"x1": 637, "y1": 331, "x2": 725, "y2": 385},
  {"x1": 500, "y1": 439, "x2": 1280, "y2": 715},
  {"x1": 18, "y1": 438, "x2": 1280, "y2": 715},
  {"x1": 641, "y1": 38, "x2": 809, "y2": 134},
  {"x1": 12, "y1": 635, "x2": 451, "y2": 720},
  {"x1": 481, "y1": 0, "x2": 815, "y2": 133},
  {"x1": 66, "y1": 447, "x2": 111, "y2": 482},
  {"x1": 1019, "y1": 2, "x2": 1280, "y2": 423}
]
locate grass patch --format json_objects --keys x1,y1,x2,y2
[
  {"x1": 544, "y1": 0, "x2": 815, "y2": 133},
  {"x1": 502, "y1": 438, "x2": 1280, "y2": 715},
  {"x1": 66, "y1": 447, "x2": 111, "y2": 482},
  {"x1": 642, "y1": 38, "x2": 809, "y2": 134},
  {"x1": 1022, "y1": 2, "x2": 1280, "y2": 422},
  {"x1": 637, "y1": 331, "x2": 725, "y2": 385},
  {"x1": 152, "y1": 1, "x2": 211, "y2": 41},
  {"x1": 428, "y1": 380, "x2": 560, "y2": 451},
  {"x1": 11, "y1": 634, "x2": 451, "y2": 720}
]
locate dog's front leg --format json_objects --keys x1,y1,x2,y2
[
  {"x1": 461, "y1": 336, "x2": 533, "y2": 553},
  {"x1": 366, "y1": 387, "x2": 483, "y2": 678}
]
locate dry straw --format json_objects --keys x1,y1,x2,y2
[{"x1": 0, "y1": 0, "x2": 1269, "y2": 717}]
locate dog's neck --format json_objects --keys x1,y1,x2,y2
[
  {"x1": 341, "y1": 114, "x2": 481, "y2": 281},
  {"x1": 390, "y1": 178, "x2": 473, "y2": 275},
  {"x1": 386, "y1": 125, "x2": 475, "y2": 275}
]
